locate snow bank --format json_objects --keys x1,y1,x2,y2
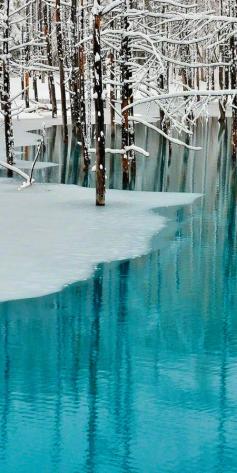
[{"x1": 0, "y1": 180, "x2": 201, "y2": 302}]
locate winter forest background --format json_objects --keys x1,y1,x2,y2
[{"x1": 1, "y1": 0, "x2": 237, "y2": 203}]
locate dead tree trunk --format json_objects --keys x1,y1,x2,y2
[
  {"x1": 121, "y1": 0, "x2": 135, "y2": 189},
  {"x1": 180, "y1": 43, "x2": 193, "y2": 121},
  {"x1": 33, "y1": 74, "x2": 38, "y2": 101},
  {"x1": 70, "y1": 0, "x2": 80, "y2": 129},
  {"x1": 20, "y1": 26, "x2": 25, "y2": 100},
  {"x1": 43, "y1": 2, "x2": 57, "y2": 117},
  {"x1": 55, "y1": 0, "x2": 68, "y2": 143},
  {"x1": 108, "y1": 17, "x2": 115, "y2": 132},
  {"x1": 31, "y1": 1, "x2": 39, "y2": 102},
  {"x1": 2, "y1": 0, "x2": 14, "y2": 175},
  {"x1": 93, "y1": 2, "x2": 105, "y2": 206},
  {"x1": 24, "y1": 0, "x2": 31, "y2": 108},
  {"x1": 108, "y1": 51, "x2": 115, "y2": 129},
  {"x1": 230, "y1": 0, "x2": 237, "y2": 161},
  {"x1": 79, "y1": 0, "x2": 90, "y2": 170},
  {"x1": 218, "y1": 0, "x2": 225, "y2": 120},
  {"x1": 157, "y1": 5, "x2": 166, "y2": 124},
  {"x1": 220, "y1": 1, "x2": 230, "y2": 122}
]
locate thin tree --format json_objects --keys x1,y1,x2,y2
[
  {"x1": 43, "y1": 1, "x2": 57, "y2": 118},
  {"x1": 55, "y1": 0, "x2": 68, "y2": 143},
  {"x1": 2, "y1": 0, "x2": 14, "y2": 175},
  {"x1": 93, "y1": 0, "x2": 105, "y2": 205}
]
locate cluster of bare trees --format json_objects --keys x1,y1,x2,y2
[{"x1": 1, "y1": 0, "x2": 237, "y2": 203}]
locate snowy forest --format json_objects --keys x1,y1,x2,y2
[{"x1": 1, "y1": 0, "x2": 237, "y2": 203}]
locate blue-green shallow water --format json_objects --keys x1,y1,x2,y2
[{"x1": 0, "y1": 120, "x2": 237, "y2": 472}]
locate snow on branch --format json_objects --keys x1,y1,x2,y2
[
  {"x1": 122, "y1": 90, "x2": 237, "y2": 113},
  {"x1": 0, "y1": 161, "x2": 35, "y2": 189},
  {"x1": 101, "y1": 0, "x2": 124, "y2": 16},
  {"x1": 128, "y1": 118, "x2": 201, "y2": 151},
  {"x1": 89, "y1": 146, "x2": 149, "y2": 157}
]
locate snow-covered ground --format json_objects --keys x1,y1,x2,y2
[{"x1": 0, "y1": 179, "x2": 201, "y2": 302}]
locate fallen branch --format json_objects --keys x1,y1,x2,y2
[
  {"x1": 0, "y1": 125, "x2": 46, "y2": 189},
  {"x1": 0, "y1": 161, "x2": 35, "y2": 189}
]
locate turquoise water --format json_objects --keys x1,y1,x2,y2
[{"x1": 0, "y1": 120, "x2": 237, "y2": 472}]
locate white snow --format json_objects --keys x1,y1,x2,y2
[
  {"x1": 0, "y1": 179, "x2": 201, "y2": 302},
  {"x1": 95, "y1": 52, "x2": 101, "y2": 62}
]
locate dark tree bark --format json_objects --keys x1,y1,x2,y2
[
  {"x1": 20, "y1": 26, "x2": 25, "y2": 100},
  {"x1": 157, "y1": 5, "x2": 166, "y2": 124},
  {"x1": 121, "y1": 0, "x2": 135, "y2": 189},
  {"x1": 70, "y1": 0, "x2": 80, "y2": 128},
  {"x1": 79, "y1": 0, "x2": 89, "y2": 170},
  {"x1": 2, "y1": 0, "x2": 14, "y2": 174},
  {"x1": 230, "y1": 0, "x2": 237, "y2": 161},
  {"x1": 218, "y1": 0, "x2": 224, "y2": 116},
  {"x1": 180, "y1": 43, "x2": 193, "y2": 121},
  {"x1": 219, "y1": 1, "x2": 231, "y2": 122},
  {"x1": 108, "y1": 17, "x2": 115, "y2": 132},
  {"x1": 55, "y1": 0, "x2": 68, "y2": 143},
  {"x1": 108, "y1": 50, "x2": 115, "y2": 130},
  {"x1": 24, "y1": 0, "x2": 31, "y2": 108},
  {"x1": 93, "y1": 2, "x2": 105, "y2": 206},
  {"x1": 43, "y1": 2, "x2": 57, "y2": 118},
  {"x1": 33, "y1": 74, "x2": 38, "y2": 102}
]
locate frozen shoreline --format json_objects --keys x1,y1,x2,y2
[{"x1": 0, "y1": 179, "x2": 201, "y2": 302}]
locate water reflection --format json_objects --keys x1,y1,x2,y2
[
  {"x1": 1, "y1": 118, "x2": 233, "y2": 193},
  {"x1": 0, "y1": 119, "x2": 237, "y2": 472}
]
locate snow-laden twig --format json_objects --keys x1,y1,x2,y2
[
  {"x1": 128, "y1": 117, "x2": 201, "y2": 151},
  {"x1": 101, "y1": 0, "x2": 124, "y2": 16},
  {"x1": 89, "y1": 146, "x2": 149, "y2": 157},
  {"x1": 122, "y1": 90, "x2": 237, "y2": 113}
]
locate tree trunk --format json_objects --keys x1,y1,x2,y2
[
  {"x1": 108, "y1": 17, "x2": 115, "y2": 132},
  {"x1": 230, "y1": 0, "x2": 237, "y2": 161},
  {"x1": 93, "y1": 3, "x2": 105, "y2": 206},
  {"x1": 55, "y1": 0, "x2": 68, "y2": 143},
  {"x1": 33, "y1": 74, "x2": 38, "y2": 102},
  {"x1": 70, "y1": 0, "x2": 80, "y2": 129},
  {"x1": 108, "y1": 51, "x2": 115, "y2": 130},
  {"x1": 24, "y1": 0, "x2": 31, "y2": 108},
  {"x1": 121, "y1": 0, "x2": 135, "y2": 189},
  {"x1": 43, "y1": 3, "x2": 57, "y2": 118},
  {"x1": 2, "y1": 0, "x2": 14, "y2": 175},
  {"x1": 79, "y1": 0, "x2": 90, "y2": 170}
]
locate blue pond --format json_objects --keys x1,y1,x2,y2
[{"x1": 0, "y1": 119, "x2": 237, "y2": 472}]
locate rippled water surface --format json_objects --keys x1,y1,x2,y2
[{"x1": 0, "y1": 120, "x2": 237, "y2": 472}]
